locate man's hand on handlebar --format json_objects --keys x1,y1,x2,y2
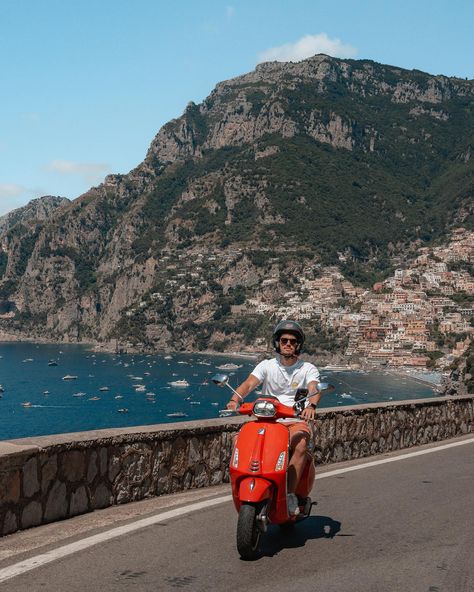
[
  {"x1": 300, "y1": 405, "x2": 316, "y2": 421},
  {"x1": 226, "y1": 399, "x2": 239, "y2": 411}
]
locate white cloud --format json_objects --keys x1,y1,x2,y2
[
  {"x1": 46, "y1": 160, "x2": 110, "y2": 184},
  {"x1": 257, "y1": 33, "x2": 358, "y2": 63},
  {"x1": 0, "y1": 183, "x2": 25, "y2": 198},
  {"x1": 226, "y1": 5, "x2": 235, "y2": 20}
]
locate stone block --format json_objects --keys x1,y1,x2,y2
[
  {"x1": 98, "y1": 448, "x2": 108, "y2": 476},
  {"x1": 22, "y1": 456, "x2": 40, "y2": 498},
  {"x1": 70, "y1": 486, "x2": 89, "y2": 515},
  {"x1": 122, "y1": 446, "x2": 152, "y2": 486},
  {"x1": 3, "y1": 510, "x2": 18, "y2": 535},
  {"x1": 62, "y1": 450, "x2": 86, "y2": 482},
  {"x1": 0, "y1": 470, "x2": 20, "y2": 504},
  {"x1": 22, "y1": 501, "x2": 43, "y2": 529},
  {"x1": 193, "y1": 464, "x2": 208, "y2": 488},
  {"x1": 44, "y1": 481, "x2": 67, "y2": 522},
  {"x1": 41, "y1": 454, "x2": 58, "y2": 491},
  {"x1": 211, "y1": 470, "x2": 223, "y2": 486},
  {"x1": 91, "y1": 482, "x2": 113, "y2": 509},
  {"x1": 108, "y1": 454, "x2": 121, "y2": 483},
  {"x1": 170, "y1": 437, "x2": 187, "y2": 478},
  {"x1": 154, "y1": 467, "x2": 171, "y2": 496},
  {"x1": 87, "y1": 451, "x2": 98, "y2": 483},
  {"x1": 188, "y1": 437, "x2": 202, "y2": 465}
]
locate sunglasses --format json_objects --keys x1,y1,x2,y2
[{"x1": 280, "y1": 337, "x2": 298, "y2": 345}]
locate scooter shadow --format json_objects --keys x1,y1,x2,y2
[{"x1": 255, "y1": 515, "x2": 341, "y2": 559}]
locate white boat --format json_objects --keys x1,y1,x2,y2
[
  {"x1": 99, "y1": 387, "x2": 109, "y2": 392},
  {"x1": 166, "y1": 412, "x2": 187, "y2": 418},
  {"x1": 216, "y1": 363, "x2": 242, "y2": 370},
  {"x1": 88, "y1": 396, "x2": 100, "y2": 401},
  {"x1": 117, "y1": 408, "x2": 129, "y2": 413},
  {"x1": 114, "y1": 395, "x2": 123, "y2": 399},
  {"x1": 168, "y1": 379, "x2": 190, "y2": 387},
  {"x1": 21, "y1": 402, "x2": 32, "y2": 407},
  {"x1": 62, "y1": 375, "x2": 78, "y2": 380},
  {"x1": 72, "y1": 392, "x2": 86, "y2": 397}
]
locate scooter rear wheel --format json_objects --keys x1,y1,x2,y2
[{"x1": 236, "y1": 503, "x2": 260, "y2": 560}]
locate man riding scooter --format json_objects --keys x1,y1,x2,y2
[{"x1": 226, "y1": 320, "x2": 321, "y2": 516}]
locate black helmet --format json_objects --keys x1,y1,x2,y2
[{"x1": 272, "y1": 319, "x2": 305, "y2": 354}]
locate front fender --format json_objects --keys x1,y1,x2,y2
[{"x1": 238, "y1": 477, "x2": 273, "y2": 503}]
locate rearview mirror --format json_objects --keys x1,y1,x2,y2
[{"x1": 211, "y1": 373, "x2": 229, "y2": 386}]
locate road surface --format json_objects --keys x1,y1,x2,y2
[{"x1": 0, "y1": 434, "x2": 473, "y2": 591}]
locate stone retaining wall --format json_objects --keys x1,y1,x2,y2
[{"x1": 1, "y1": 395, "x2": 473, "y2": 537}]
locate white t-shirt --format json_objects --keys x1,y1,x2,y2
[{"x1": 251, "y1": 357, "x2": 320, "y2": 411}]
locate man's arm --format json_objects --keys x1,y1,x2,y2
[
  {"x1": 226, "y1": 374, "x2": 261, "y2": 411},
  {"x1": 300, "y1": 379, "x2": 321, "y2": 420}
]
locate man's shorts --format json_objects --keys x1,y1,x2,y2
[{"x1": 286, "y1": 421, "x2": 312, "y2": 445}]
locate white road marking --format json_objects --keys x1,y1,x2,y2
[
  {"x1": 0, "y1": 436, "x2": 473, "y2": 583},
  {"x1": 315, "y1": 436, "x2": 474, "y2": 479}
]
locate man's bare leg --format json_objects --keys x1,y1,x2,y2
[{"x1": 287, "y1": 433, "x2": 309, "y2": 493}]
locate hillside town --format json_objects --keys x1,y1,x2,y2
[{"x1": 241, "y1": 228, "x2": 474, "y2": 368}]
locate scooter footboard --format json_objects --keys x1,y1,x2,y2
[{"x1": 238, "y1": 477, "x2": 273, "y2": 503}]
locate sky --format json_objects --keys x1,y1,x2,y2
[{"x1": 1, "y1": 0, "x2": 473, "y2": 215}]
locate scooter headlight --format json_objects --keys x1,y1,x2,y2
[{"x1": 253, "y1": 400, "x2": 276, "y2": 417}]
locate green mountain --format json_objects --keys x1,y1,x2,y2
[{"x1": 0, "y1": 54, "x2": 473, "y2": 351}]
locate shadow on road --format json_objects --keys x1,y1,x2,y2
[{"x1": 256, "y1": 515, "x2": 342, "y2": 559}]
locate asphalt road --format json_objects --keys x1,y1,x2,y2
[{"x1": 1, "y1": 435, "x2": 473, "y2": 592}]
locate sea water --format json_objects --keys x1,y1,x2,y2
[{"x1": 0, "y1": 342, "x2": 439, "y2": 441}]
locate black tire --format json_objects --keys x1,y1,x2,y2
[{"x1": 236, "y1": 504, "x2": 261, "y2": 560}]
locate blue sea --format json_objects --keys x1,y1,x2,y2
[{"x1": 0, "y1": 343, "x2": 439, "y2": 441}]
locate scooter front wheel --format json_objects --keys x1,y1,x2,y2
[{"x1": 236, "y1": 503, "x2": 261, "y2": 560}]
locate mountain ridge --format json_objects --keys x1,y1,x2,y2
[{"x1": 0, "y1": 54, "x2": 472, "y2": 362}]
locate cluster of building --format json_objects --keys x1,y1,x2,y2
[{"x1": 244, "y1": 229, "x2": 474, "y2": 368}]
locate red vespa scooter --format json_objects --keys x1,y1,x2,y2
[{"x1": 213, "y1": 373, "x2": 332, "y2": 559}]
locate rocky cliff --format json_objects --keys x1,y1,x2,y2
[
  {"x1": 0, "y1": 196, "x2": 69, "y2": 237},
  {"x1": 0, "y1": 55, "x2": 473, "y2": 352}
]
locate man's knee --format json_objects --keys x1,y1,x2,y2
[{"x1": 291, "y1": 434, "x2": 308, "y2": 455}]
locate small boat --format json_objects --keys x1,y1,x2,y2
[
  {"x1": 0, "y1": 385, "x2": 4, "y2": 393},
  {"x1": 21, "y1": 402, "x2": 32, "y2": 407},
  {"x1": 43, "y1": 390, "x2": 49, "y2": 395},
  {"x1": 99, "y1": 387, "x2": 109, "y2": 392},
  {"x1": 166, "y1": 412, "x2": 187, "y2": 418},
  {"x1": 48, "y1": 360, "x2": 58, "y2": 367},
  {"x1": 72, "y1": 392, "x2": 86, "y2": 397},
  {"x1": 164, "y1": 355, "x2": 173, "y2": 360},
  {"x1": 62, "y1": 375, "x2": 78, "y2": 380},
  {"x1": 135, "y1": 386, "x2": 146, "y2": 392},
  {"x1": 216, "y1": 363, "x2": 242, "y2": 370},
  {"x1": 117, "y1": 408, "x2": 129, "y2": 413},
  {"x1": 168, "y1": 379, "x2": 190, "y2": 388},
  {"x1": 88, "y1": 396, "x2": 100, "y2": 401},
  {"x1": 114, "y1": 395, "x2": 123, "y2": 399},
  {"x1": 190, "y1": 401, "x2": 201, "y2": 405},
  {"x1": 22, "y1": 358, "x2": 34, "y2": 363}
]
